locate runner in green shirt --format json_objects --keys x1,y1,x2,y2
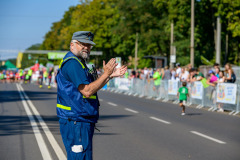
[
  {"x1": 27, "y1": 69, "x2": 33, "y2": 83},
  {"x1": 177, "y1": 82, "x2": 189, "y2": 115},
  {"x1": 0, "y1": 71, "x2": 4, "y2": 82}
]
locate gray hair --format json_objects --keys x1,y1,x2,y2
[{"x1": 70, "y1": 40, "x2": 78, "y2": 50}]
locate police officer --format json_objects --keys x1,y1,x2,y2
[{"x1": 56, "y1": 31, "x2": 127, "y2": 160}]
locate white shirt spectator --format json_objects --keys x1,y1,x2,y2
[
  {"x1": 144, "y1": 68, "x2": 149, "y2": 76},
  {"x1": 180, "y1": 71, "x2": 189, "y2": 82},
  {"x1": 176, "y1": 67, "x2": 181, "y2": 81},
  {"x1": 171, "y1": 70, "x2": 176, "y2": 80}
]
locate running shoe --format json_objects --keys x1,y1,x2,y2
[{"x1": 181, "y1": 112, "x2": 186, "y2": 116}]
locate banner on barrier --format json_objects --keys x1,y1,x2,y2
[
  {"x1": 216, "y1": 83, "x2": 237, "y2": 104},
  {"x1": 191, "y1": 82, "x2": 203, "y2": 99},
  {"x1": 168, "y1": 80, "x2": 178, "y2": 95},
  {"x1": 115, "y1": 78, "x2": 130, "y2": 91}
]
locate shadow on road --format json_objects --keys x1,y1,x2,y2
[
  {"x1": 94, "y1": 115, "x2": 133, "y2": 136},
  {"x1": 186, "y1": 113, "x2": 202, "y2": 116},
  {"x1": 99, "y1": 115, "x2": 132, "y2": 120},
  {"x1": 0, "y1": 90, "x2": 56, "y2": 103},
  {"x1": 0, "y1": 114, "x2": 131, "y2": 136},
  {"x1": 0, "y1": 115, "x2": 60, "y2": 136}
]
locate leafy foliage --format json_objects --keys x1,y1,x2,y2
[{"x1": 36, "y1": 0, "x2": 240, "y2": 68}]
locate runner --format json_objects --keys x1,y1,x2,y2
[
  {"x1": 0, "y1": 71, "x2": 4, "y2": 83},
  {"x1": 39, "y1": 68, "x2": 44, "y2": 88},
  {"x1": 6, "y1": 71, "x2": 10, "y2": 83},
  {"x1": 19, "y1": 69, "x2": 24, "y2": 84},
  {"x1": 15, "y1": 71, "x2": 20, "y2": 83},
  {"x1": 9, "y1": 71, "x2": 14, "y2": 83},
  {"x1": 177, "y1": 82, "x2": 189, "y2": 115},
  {"x1": 24, "y1": 71, "x2": 29, "y2": 84},
  {"x1": 28, "y1": 68, "x2": 33, "y2": 83},
  {"x1": 48, "y1": 68, "x2": 53, "y2": 89}
]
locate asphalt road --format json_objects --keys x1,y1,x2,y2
[{"x1": 0, "y1": 83, "x2": 240, "y2": 160}]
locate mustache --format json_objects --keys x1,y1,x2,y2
[{"x1": 81, "y1": 50, "x2": 89, "y2": 54}]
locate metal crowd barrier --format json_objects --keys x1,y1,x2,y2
[{"x1": 107, "y1": 78, "x2": 239, "y2": 115}]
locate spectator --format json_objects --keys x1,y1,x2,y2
[
  {"x1": 206, "y1": 70, "x2": 218, "y2": 86},
  {"x1": 144, "y1": 67, "x2": 149, "y2": 76},
  {"x1": 188, "y1": 68, "x2": 195, "y2": 83},
  {"x1": 179, "y1": 67, "x2": 189, "y2": 82},
  {"x1": 131, "y1": 69, "x2": 136, "y2": 78},
  {"x1": 206, "y1": 70, "x2": 218, "y2": 107},
  {"x1": 188, "y1": 68, "x2": 204, "y2": 82},
  {"x1": 217, "y1": 71, "x2": 226, "y2": 112},
  {"x1": 213, "y1": 63, "x2": 220, "y2": 70},
  {"x1": 193, "y1": 68, "x2": 204, "y2": 81},
  {"x1": 225, "y1": 63, "x2": 236, "y2": 83},
  {"x1": 137, "y1": 69, "x2": 141, "y2": 78},
  {"x1": 152, "y1": 68, "x2": 162, "y2": 96},
  {"x1": 171, "y1": 68, "x2": 176, "y2": 80},
  {"x1": 175, "y1": 63, "x2": 181, "y2": 81},
  {"x1": 215, "y1": 66, "x2": 220, "y2": 79},
  {"x1": 124, "y1": 70, "x2": 129, "y2": 78},
  {"x1": 140, "y1": 69, "x2": 147, "y2": 80},
  {"x1": 162, "y1": 66, "x2": 171, "y2": 81},
  {"x1": 218, "y1": 71, "x2": 226, "y2": 83},
  {"x1": 160, "y1": 68, "x2": 165, "y2": 79},
  {"x1": 187, "y1": 64, "x2": 193, "y2": 71},
  {"x1": 97, "y1": 67, "x2": 102, "y2": 76},
  {"x1": 148, "y1": 68, "x2": 153, "y2": 79},
  {"x1": 162, "y1": 66, "x2": 171, "y2": 97}
]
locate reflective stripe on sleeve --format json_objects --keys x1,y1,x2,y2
[{"x1": 57, "y1": 104, "x2": 71, "y2": 110}]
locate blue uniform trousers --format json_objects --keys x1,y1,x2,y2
[{"x1": 59, "y1": 118, "x2": 95, "y2": 160}]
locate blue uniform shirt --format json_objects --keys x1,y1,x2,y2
[
  {"x1": 61, "y1": 59, "x2": 89, "y2": 88},
  {"x1": 56, "y1": 51, "x2": 99, "y2": 123}
]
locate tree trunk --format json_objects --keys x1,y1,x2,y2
[{"x1": 224, "y1": 33, "x2": 229, "y2": 65}]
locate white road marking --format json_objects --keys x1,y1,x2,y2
[
  {"x1": 99, "y1": 99, "x2": 103, "y2": 102},
  {"x1": 125, "y1": 108, "x2": 139, "y2": 113},
  {"x1": 190, "y1": 131, "x2": 226, "y2": 144},
  {"x1": 150, "y1": 116, "x2": 171, "y2": 124},
  {"x1": 108, "y1": 102, "x2": 118, "y2": 106},
  {"x1": 18, "y1": 84, "x2": 67, "y2": 160},
  {"x1": 16, "y1": 84, "x2": 53, "y2": 160}
]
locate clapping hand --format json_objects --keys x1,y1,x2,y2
[
  {"x1": 103, "y1": 58, "x2": 118, "y2": 76},
  {"x1": 111, "y1": 65, "x2": 127, "y2": 78}
]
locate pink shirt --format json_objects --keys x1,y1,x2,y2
[{"x1": 210, "y1": 75, "x2": 218, "y2": 83}]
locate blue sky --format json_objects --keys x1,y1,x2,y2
[{"x1": 0, "y1": 0, "x2": 80, "y2": 60}]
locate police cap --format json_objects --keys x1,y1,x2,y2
[{"x1": 72, "y1": 31, "x2": 96, "y2": 45}]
